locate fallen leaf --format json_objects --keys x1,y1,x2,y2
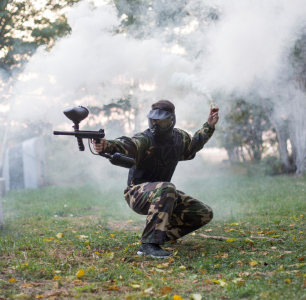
[
  {"x1": 144, "y1": 287, "x2": 154, "y2": 294},
  {"x1": 53, "y1": 276, "x2": 62, "y2": 280},
  {"x1": 160, "y1": 287, "x2": 172, "y2": 295},
  {"x1": 95, "y1": 251, "x2": 101, "y2": 256},
  {"x1": 76, "y1": 235, "x2": 88, "y2": 239},
  {"x1": 293, "y1": 236, "x2": 297, "y2": 242},
  {"x1": 260, "y1": 291, "x2": 269, "y2": 299},
  {"x1": 204, "y1": 229, "x2": 212, "y2": 232},
  {"x1": 22, "y1": 283, "x2": 33, "y2": 288},
  {"x1": 35, "y1": 295, "x2": 44, "y2": 299},
  {"x1": 104, "y1": 252, "x2": 114, "y2": 261},
  {"x1": 190, "y1": 294, "x2": 202, "y2": 300},
  {"x1": 298, "y1": 256, "x2": 305, "y2": 261},
  {"x1": 101, "y1": 268, "x2": 108, "y2": 272},
  {"x1": 173, "y1": 296, "x2": 184, "y2": 300},
  {"x1": 249, "y1": 261, "x2": 258, "y2": 267},
  {"x1": 76, "y1": 269, "x2": 85, "y2": 278},
  {"x1": 56, "y1": 233, "x2": 64, "y2": 238},
  {"x1": 285, "y1": 279, "x2": 291, "y2": 283},
  {"x1": 130, "y1": 284, "x2": 141, "y2": 289},
  {"x1": 168, "y1": 257, "x2": 175, "y2": 263},
  {"x1": 179, "y1": 266, "x2": 186, "y2": 270},
  {"x1": 226, "y1": 238, "x2": 238, "y2": 242},
  {"x1": 230, "y1": 223, "x2": 239, "y2": 225},
  {"x1": 156, "y1": 264, "x2": 167, "y2": 269},
  {"x1": 110, "y1": 234, "x2": 115, "y2": 237},
  {"x1": 8, "y1": 278, "x2": 16, "y2": 283},
  {"x1": 108, "y1": 285, "x2": 119, "y2": 291},
  {"x1": 198, "y1": 269, "x2": 207, "y2": 274},
  {"x1": 84, "y1": 240, "x2": 90, "y2": 245},
  {"x1": 236, "y1": 261, "x2": 244, "y2": 266},
  {"x1": 87, "y1": 266, "x2": 95, "y2": 271},
  {"x1": 192, "y1": 280, "x2": 199, "y2": 283}
]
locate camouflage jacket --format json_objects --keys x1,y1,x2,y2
[{"x1": 104, "y1": 122, "x2": 215, "y2": 167}]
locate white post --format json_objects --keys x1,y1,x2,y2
[
  {"x1": 0, "y1": 196, "x2": 3, "y2": 229},
  {"x1": 0, "y1": 178, "x2": 5, "y2": 229}
]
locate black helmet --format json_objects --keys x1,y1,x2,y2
[{"x1": 146, "y1": 109, "x2": 176, "y2": 140}]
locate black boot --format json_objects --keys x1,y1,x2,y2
[{"x1": 137, "y1": 243, "x2": 172, "y2": 258}]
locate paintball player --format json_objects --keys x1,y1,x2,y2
[{"x1": 93, "y1": 100, "x2": 219, "y2": 258}]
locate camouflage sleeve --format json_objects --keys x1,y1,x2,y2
[
  {"x1": 178, "y1": 122, "x2": 215, "y2": 161},
  {"x1": 105, "y1": 132, "x2": 152, "y2": 162}
]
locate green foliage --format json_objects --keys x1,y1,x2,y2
[
  {"x1": 218, "y1": 99, "x2": 275, "y2": 163},
  {"x1": 0, "y1": 0, "x2": 80, "y2": 73}
]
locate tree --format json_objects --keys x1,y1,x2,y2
[
  {"x1": 218, "y1": 99, "x2": 275, "y2": 164},
  {"x1": 0, "y1": 0, "x2": 81, "y2": 175}
]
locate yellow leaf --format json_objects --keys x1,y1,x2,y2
[
  {"x1": 9, "y1": 278, "x2": 16, "y2": 283},
  {"x1": 226, "y1": 238, "x2": 238, "y2": 242},
  {"x1": 22, "y1": 283, "x2": 33, "y2": 288},
  {"x1": 160, "y1": 286, "x2": 172, "y2": 295},
  {"x1": 76, "y1": 269, "x2": 85, "y2": 278},
  {"x1": 230, "y1": 223, "x2": 239, "y2": 226},
  {"x1": 144, "y1": 287, "x2": 153, "y2": 293},
  {"x1": 260, "y1": 291, "x2": 269, "y2": 299},
  {"x1": 110, "y1": 234, "x2": 115, "y2": 237},
  {"x1": 108, "y1": 285, "x2": 119, "y2": 291},
  {"x1": 95, "y1": 251, "x2": 101, "y2": 256},
  {"x1": 127, "y1": 220, "x2": 133, "y2": 222},
  {"x1": 36, "y1": 295, "x2": 44, "y2": 299},
  {"x1": 173, "y1": 296, "x2": 184, "y2": 300},
  {"x1": 168, "y1": 257, "x2": 175, "y2": 263},
  {"x1": 101, "y1": 268, "x2": 108, "y2": 272},
  {"x1": 130, "y1": 284, "x2": 141, "y2": 289},
  {"x1": 76, "y1": 235, "x2": 88, "y2": 239},
  {"x1": 53, "y1": 276, "x2": 62, "y2": 280},
  {"x1": 227, "y1": 229, "x2": 235, "y2": 232},
  {"x1": 285, "y1": 279, "x2": 291, "y2": 284},
  {"x1": 190, "y1": 294, "x2": 202, "y2": 300},
  {"x1": 204, "y1": 229, "x2": 212, "y2": 232},
  {"x1": 198, "y1": 269, "x2": 207, "y2": 274},
  {"x1": 293, "y1": 236, "x2": 297, "y2": 242},
  {"x1": 84, "y1": 240, "x2": 90, "y2": 245},
  {"x1": 179, "y1": 266, "x2": 186, "y2": 270},
  {"x1": 156, "y1": 264, "x2": 166, "y2": 269},
  {"x1": 87, "y1": 266, "x2": 95, "y2": 271},
  {"x1": 191, "y1": 232, "x2": 196, "y2": 236},
  {"x1": 219, "y1": 279, "x2": 228, "y2": 287},
  {"x1": 103, "y1": 252, "x2": 114, "y2": 260},
  {"x1": 56, "y1": 233, "x2": 64, "y2": 238},
  {"x1": 249, "y1": 261, "x2": 258, "y2": 267},
  {"x1": 54, "y1": 270, "x2": 61, "y2": 274}
]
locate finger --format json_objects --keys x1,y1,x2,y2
[{"x1": 209, "y1": 107, "x2": 212, "y2": 115}]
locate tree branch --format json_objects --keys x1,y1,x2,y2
[{"x1": 199, "y1": 234, "x2": 285, "y2": 242}]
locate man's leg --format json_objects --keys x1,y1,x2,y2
[
  {"x1": 124, "y1": 181, "x2": 178, "y2": 257},
  {"x1": 166, "y1": 190, "x2": 213, "y2": 241}
]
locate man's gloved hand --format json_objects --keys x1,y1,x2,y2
[
  {"x1": 92, "y1": 138, "x2": 107, "y2": 153},
  {"x1": 207, "y1": 106, "x2": 219, "y2": 127}
]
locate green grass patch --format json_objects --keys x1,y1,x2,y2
[{"x1": 1, "y1": 170, "x2": 306, "y2": 299}]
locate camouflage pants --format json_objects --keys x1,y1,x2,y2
[{"x1": 124, "y1": 182, "x2": 213, "y2": 245}]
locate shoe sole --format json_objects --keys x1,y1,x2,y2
[{"x1": 137, "y1": 251, "x2": 172, "y2": 258}]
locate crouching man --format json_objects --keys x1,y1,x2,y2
[{"x1": 93, "y1": 100, "x2": 219, "y2": 258}]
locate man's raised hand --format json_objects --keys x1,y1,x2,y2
[{"x1": 207, "y1": 106, "x2": 219, "y2": 127}]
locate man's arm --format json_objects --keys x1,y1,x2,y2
[
  {"x1": 179, "y1": 106, "x2": 219, "y2": 161},
  {"x1": 93, "y1": 132, "x2": 151, "y2": 162},
  {"x1": 178, "y1": 122, "x2": 215, "y2": 161}
]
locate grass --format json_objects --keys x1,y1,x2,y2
[{"x1": 0, "y1": 164, "x2": 306, "y2": 300}]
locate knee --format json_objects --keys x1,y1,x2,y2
[{"x1": 160, "y1": 182, "x2": 178, "y2": 198}]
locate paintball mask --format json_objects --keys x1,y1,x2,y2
[{"x1": 147, "y1": 109, "x2": 176, "y2": 140}]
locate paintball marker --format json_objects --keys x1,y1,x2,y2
[{"x1": 53, "y1": 106, "x2": 135, "y2": 168}]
